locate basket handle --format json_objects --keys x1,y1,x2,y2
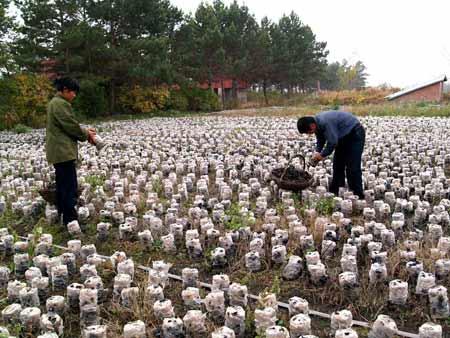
[{"x1": 281, "y1": 154, "x2": 306, "y2": 180}]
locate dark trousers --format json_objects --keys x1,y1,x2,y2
[
  {"x1": 54, "y1": 160, "x2": 78, "y2": 225},
  {"x1": 329, "y1": 124, "x2": 365, "y2": 199}
]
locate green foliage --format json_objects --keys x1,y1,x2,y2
[
  {"x1": 321, "y1": 59, "x2": 368, "y2": 90},
  {"x1": 27, "y1": 225, "x2": 43, "y2": 257},
  {"x1": 152, "y1": 180, "x2": 162, "y2": 196},
  {"x1": 172, "y1": 1, "x2": 327, "y2": 104},
  {"x1": 0, "y1": 73, "x2": 53, "y2": 129},
  {"x1": 166, "y1": 88, "x2": 189, "y2": 111},
  {"x1": 248, "y1": 17, "x2": 274, "y2": 105},
  {"x1": 0, "y1": 77, "x2": 18, "y2": 129},
  {"x1": 2, "y1": 0, "x2": 331, "y2": 119},
  {"x1": 73, "y1": 78, "x2": 108, "y2": 117},
  {"x1": 225, "y1": 202, "x2": 251, "y2": 231},
  {"x1": 298, "y1": 196, "x2": 335, "y2": 217},
  {"x1": 171, "y1": 2, "x2": 226, "y2": 85},
  {"x1": 85, "y1": 175, "x2": 105, "y2": 190},
  {"x1": 13, "y1": 0, "x2": 183, "y2": 112},
  {"x1": 275, "y1": 202, "x2": 284, "y2": 216},
  {"x1": 331, "y1": 102, "x2": 341, "y2": 110},
  {"x1": 416, "y1": 101, "x2": 428, "y2": 108},
  {"x1": 239, "y1": 272, "x2": 252, "y2": 285},
  {"x1": 271, "y1": 275, "x2": 281, "y2": 294},
  {"x1": 270, "y1": 12, "x2": 328, "y2": 92},
  {"x1": 153, "y1": 239, "x2": 163, "y2": 251},
  {"x1": 315, "y1": 197, "x2": 335, "y2": 216},
  {"x1": 13, "y1": 123, "x2": 32, "y2": 134},
  {"x1": 0, "y1": 0, "x2": 15, "y2": 74},
  {"x1": 118, "y1": 85, "x2": 170, "y2": 114},
  {"x1": 181, "y1": 86, "x2": 220, "y2": 112},
  {"x1": 276, "y1": 319, "x2": 285, "y2": 327},
  {"x1": 7, "y1": 323, "x2": 22, "y2": 337}
]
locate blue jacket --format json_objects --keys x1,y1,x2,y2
[{"x1": 315, "y1": 111, "x2": 360, "y2": 157}]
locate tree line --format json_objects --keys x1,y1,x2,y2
[{"x1": 0, "y1": 0, "x2": 368, "y2": 118}]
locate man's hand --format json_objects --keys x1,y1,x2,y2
[
  {"x1": 312, "y1": 152, "x2": 324, "y2": 162},
  {"x1": 87, "y1": 128, "x2": 96, "y2": 145},
  {"x1": 308, "y1": 152, "x2": 323, "y2": 167}
]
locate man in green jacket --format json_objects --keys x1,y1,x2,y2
[{"x1": 46, "y1": 77, "x2": 96, "y2": 225}]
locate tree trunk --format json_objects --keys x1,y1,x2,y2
[
  {"x1": 88, "y1": 51, "x2": 92, "y2": 73},
  {"x1": 109, "y1": 80, "x2": 115, "y2": 114},
  {"x1": 232, "y1": 79, "x2": 238, "y2": 107},
  {"x1": 108, "y1": 11, "x2": 117, "y2": 115},
  {"x1": 65, "y1": 48, "x2": 70, "y2": 73},
  {"x1": 263, "y1": 79, "x2": 268, "y2": 106},
  {"x1": 221, "y1": 79, "x2": 225, "y2": 109}
]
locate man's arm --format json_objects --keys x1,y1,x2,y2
[
  {"x1": 315, "y1": 132, "x2": 326, "y2": 153},
  {"x1": 320, "y1": 124, "x2": 338, "y2": 157},
  {"x1": 53, "y1": 101, "x2": 88, "y2": 142}
]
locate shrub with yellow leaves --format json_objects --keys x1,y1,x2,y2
[
  {"x1": 0, "y1": 73, "x2": 53, "y2": 129},
  {"x1": 118, "y1": 85, "x2": 170, "y2": 114}
]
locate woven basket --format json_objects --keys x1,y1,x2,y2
[
  {"x1": 39, "y1": 183, "x2": 80, "y2": 205},
  {"x1": 39, "y1": 185, "x2": 57, "y2": 205},
  {"x1": 271, "y1": 154, "x2": 313, "y2": 192},
  {"x1": 445, "y1": 158, "x2": 450, "y2": 178}
]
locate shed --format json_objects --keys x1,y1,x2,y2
[
  {"x1": 386, "y1": 75, "x2": 447, "y2": 102},
  {"x1": 199, "y1": 78, "x2": 250, "y2": 104}
]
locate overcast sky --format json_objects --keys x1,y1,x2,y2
[{"x1": 170, "y1": 0, "x2": 450, "y2": 88}]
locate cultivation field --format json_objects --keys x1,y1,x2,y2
[{"x1": 0, "y1": 116, "x2": 449, "y2": 338}]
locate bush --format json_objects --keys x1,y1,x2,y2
[
  {"x1": 245, "y1": 87, "x2": 397, "y2": 109},
  {"x1": 247, "y1": 90, "x2": 285, "y2": 106},
  {"x1": 0, "y1": 73, "x2": 53, "y2": 129},
  {"x1": 182, "y1": 87, "x2": 220, "y2": 112},
  {"x1": 166, "y1": 89, "x2": 189, "y2": 111},
  {"x1": 73, "y1": 79, "x2": 108, "y2": 117},
  {"x1": 314, "y1": 88, "x2": 395, "y2": 106},
  {"x1": 117, "y1": 85, "x2": 170, "y2": 114},
  {"x1": 13, "y1": 123, "x2": 32, "y2": 134},
  {"x1": 0, "y1": 77, "x2": 17, "y2": 129}
]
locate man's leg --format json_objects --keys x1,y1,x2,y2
[
  {"x1": 329, "y1": 145, "x2": 346, "y2": 196},
  {"x1": 345, "y1": 126, "x2": 365, "y2": 199},
  {"x1": 54, "y1": 160, "x2": 78, "y2": 225},
  {"x1": 54, "y1": 164, "x2": 64, "y2": 217},
  {"x1": 64, "y1": 160, "x2": 78, "y2": 225}
]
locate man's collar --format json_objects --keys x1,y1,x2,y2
[
  {"x1": 314, "y1": 116, "x2": 323, "y2": 133},
  {"x1": 56, "y1": 93, "x2": 69, "y2": 103}
]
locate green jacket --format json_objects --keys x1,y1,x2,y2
[{"x1": 45, "y1": 94, "x2": 88, "y2": 164}]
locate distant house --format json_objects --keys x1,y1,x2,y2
[
  {"x1": 199, "y1": 78, "x2": 250, "y2": 104},
  {"x1": 386, "y1": 75, "x2": 447, "y2": 103},
  {"x1": 40, "y1": 59, "x2": 58, "y2": 79}
]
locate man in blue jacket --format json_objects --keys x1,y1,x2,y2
[{"x1": 297, "y1": 111, "x2": 365, "y2": 199}]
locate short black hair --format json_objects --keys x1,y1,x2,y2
[
  {"x1": 54, "y1": 77, "x2": 80, "y2": 93},
  {"x1": 297, "y1": 116, "x2": 316, "y2": 133}
]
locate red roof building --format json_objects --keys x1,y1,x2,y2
[
  {"x1": 40, "y1": 59, "x2": 58, "y2": 79},
  {"x1": 386, "y1": 75, "x2": 447, "y2": 103},
  {"x1": 199, "y1": 79, "x2": 249, "y2": 90},
  {"x1": 199, "y1": 78, "x2": 250, "y2": 105}
]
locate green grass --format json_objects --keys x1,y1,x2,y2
[
  {"x1": 214, "y1": 103, "x2": 450, "y2": 118},
  {"x1": 85, "y1": 175, "x2": 105, "y2": 189},
  {"x1": 13, "y1": 123, "x2": 32, "y2": 134},
  {"x1": 352, "y1": 102, "x2": 450, "y2": 117},
  {"x1": 299, "y1": 196, "x2": 335, "y2": 217},
  {"x1": 224, "y1": 202, "x2": 252, "y2": 231},
  {"x1": 315, "y1": 196, "x2": 335, "y2": 216}
]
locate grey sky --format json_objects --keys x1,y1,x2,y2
[{"x1": 170, "y1": 0, "x2": 450, "y2": 88}]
